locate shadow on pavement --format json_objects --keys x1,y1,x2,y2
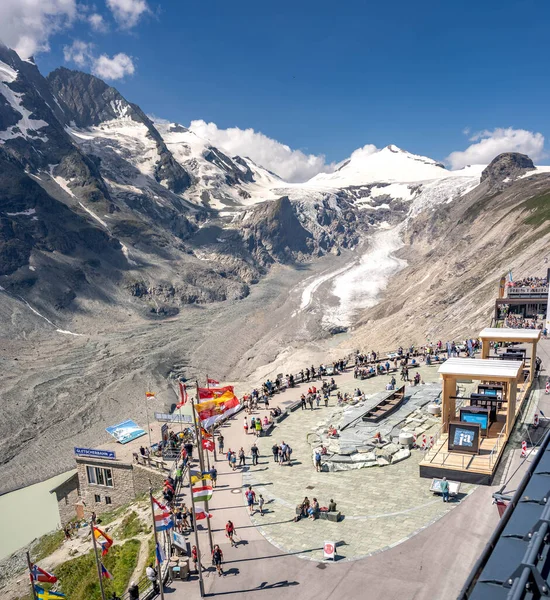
[{"x1": 205, "y1": 580, "x2": 299, "y2": 596}]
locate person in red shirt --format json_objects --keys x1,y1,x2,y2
[
  {"x1": 225, "y1": 520, "x2": 237, "y2": 546},
  {"x1": 191, "y1": 545, "x2": 200, "y2": 573}
]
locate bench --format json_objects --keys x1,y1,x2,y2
[{"x1": 319, "y1": 511, "x2": 341, "y2": 522}]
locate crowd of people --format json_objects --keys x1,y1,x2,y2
[{"x1": 508, "y1": 276, "x2": 548, "y2": 289}]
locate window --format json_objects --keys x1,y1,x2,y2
[
  {"x1": 105, "y1": 496, "x2": 112, "y2": 505},
  {"x1": 86, "y1": 466, "x2": 114, "y2": 488},
  {"x1": 94, "y1": 494, "x2": 101, "y2": 503}
]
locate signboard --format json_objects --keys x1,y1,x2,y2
[
  {"x1": 460, "y1": 407, "x2": 490, "y2": 435},
  {"x1": 155, "y1": 412, "x2": 193, "y2": 424},
  {"x1": 161, "y1": 423, "x2": 169, "y2": 442},
  {"x1": 448, "y1": 421, "x2": 481, "y2": 454},
  {"x1": 172, "y1": 531, "x2": 186, "y2": 550},
  {"x1": 74, "y1": 447, "x2": 116, "y2": 460},
  {"x1": 323, "y1": 541, "x2": 336, "y2": 560},
  {"x1": 105, "y1": 420, "x2": 146, "y2": 444}
]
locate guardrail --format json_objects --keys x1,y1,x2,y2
[{"x1": 506, "y1": 286, "x2": 548, "y2": 297}]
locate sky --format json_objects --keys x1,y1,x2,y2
[{"x1": 1, "y1": 0, "x2": 549, "y2": 181}]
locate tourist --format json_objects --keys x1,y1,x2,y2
[
  {"x1": 265, "y1": 395, "x2": 270, "y2": 410},
  {"x1": 286, "y1": 445, "x2": 293, "y2": 466},
  {"x1": 191, "y1": 545, "x2": 200, "y2": 573},
  {"x1": 251, "y1": 442, "x2": 259, "y2": 465},
  {"x1": 308, "y1": 498, "x2": 320, "y2": 520},
  {"x1": 146, "y1": 563, "x2": 159, "y2": 594},
  {"x1": 175, "y1": 506, "x2": 183, "y2": 532},
  {"x1": 128, "y1": 581, "x2": 139, "y2": 600},
  {"x1": 238, "y1": 447, "x2": 246, "y2": 466},
  {"x1": 258, "y1": 494, "x2": 265, "y2": 516},
  {"x1": 230, "y1": 452, "x2": 237, "y2": 471},
  {"x1": 212, "y1": 545, "x2": 224, "y2": 576},
  {"x1": 181, "y1": 504, "x2": 190, "y2": 530},
  {"x1": 440, "y1": 477, "x2": 450, "y2": 503},
  {"x1": 272, "y1": 443, "x2": 280, "y2": 462},
  {"x1": 278, "y1": 445, "x2": 285, "y2": 465},
  {"x1": 328, "y1": 499, "x2": 337, "y2": 512},
  {"x1": 225, "y1": 520, "x2": 237, "y2": 546},
  {"x1": 244, "y1": 417, "x2": 249, "y2": 435},
  {"x1": 301, "y1": 394, "x2": 307, "y2": 410},
  {"x1": 209, "y1": 466, "x2": 218, "y2": 488},
  {"x1": 255, "y1": 418, "x2": 262, "y2": 436},
  {"x1": 316, "y1": 392, "x2": 321, "y2": 408},
  {"x1": 314, "y1": 450, "x2": 322, "y2": 472},
  {"x1": 226, "y1": 449, "x2": 233, "y2": 467},
  {"x1": 245, "y1": 486, "x2": 256, "y2": 514},
  {"x1": 300, "y1": 497, "x2": 310, "y2": 517},
  {"x1": 140, "y1": 446, "x2": 146, "y2": 457},
  {"x1": 320, "y1": 445, "x2": 328, "y2": 455}
]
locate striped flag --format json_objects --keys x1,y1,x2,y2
[
  {"x1": 177, "y1": 382, "x2": 187, "y2": 408},
  {"x1": 192, "y1": 484, "x2": 213, "y2": 502},
  {"x1": 30, "y1": 564, "x2": 57, "y2": 583},
  {"x1": 93, "y1": 526, "x2": 113, "y2": 556},
  {"x1": 194, "y1": 505, "x2": 213, "y2": 520},
  {"x1": 156, "y1": 542, "x2": 166, "y2": 565},
  {"x1": 100, "y1": 562, "x2": 113, "y2": 579},
  {"x1": 34, "y1": 586, "x2": 65, "y2": 599},
  {"x1": 207, "y1": 378, "x2": 220, "y2": 387},
  {"x1": 152, "y1": 496, "x2": 174, "y2": 531},
  {"x1": 190, "y1": 471, "x2": 211, "y2": 485}
]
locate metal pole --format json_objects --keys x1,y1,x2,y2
[
  {"x1": 148, "y1": 488, "x2": 166, "y2": 600},
  {"x1": 211, "y1": 425, "x2": 217, "y2": 462},
  {"x1": 146, "y1": 391, "x2": 153, "y2": 449},
  {"x1": 90, "y1": 517, "x2": 107, "y2": 600},
  {"x1": 187, "y1": 466, "x2": 205, "y2": 597},
  {"x1": 26, "y1": 551, "x2": 38, "y2": 600},
  {"x1": 193, "y1": 383, "x2": 214, "y2": 553}
]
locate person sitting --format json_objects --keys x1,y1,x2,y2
[
  {"x1": 320, "y1": 445, "x2": 328, "y2": 455},
  {"x1": 328, "y1": 425, "x2": 338, "y2": 438},
  {"x1": 328, "y1": 499, "x2": 337, "y2": 512},
  {"x1": 300, "y1": 497, "x2": 310, "y2": 517},
  {"x1": 308, "y1": 498, "x2": 320, "y2": 520},
  {"x1": 373, "y1": 431, "x2": 383, "y2": 444}
]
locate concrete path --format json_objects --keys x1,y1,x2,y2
[{"x1": 165, "y1": 342, "x2": 550, "y2": 600}]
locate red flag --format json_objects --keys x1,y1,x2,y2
[
  {"x1": 93, "y1": 526, "x2": 113, "y2": 556},
  {"x1": 198, "y1": 385, "x2": 234, "y2": 399},
  {"x1": 207, "y1": 378, "x2": 220, "y2": 386},
  {"x1": 30, "y1": 564, "x2": 57, "y2": 584},
  {"x1": 202, "y1": 438, "x2": 215, "y2": 452},
  {"x1": 177, "y1": 382, "x2": 187, "y2": 408}
]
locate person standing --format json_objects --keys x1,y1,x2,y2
[
  {"x1": 225, "y1": 520, "x2": 237, "y2": 546},
  {"x1": 191, "y1": 545, "x2": 200, "y2": 573},
  {"x1": 212, "y1": 545, "x2": 224, "y2": 576},
  {"x1": 244, "y1": 417, "x2": 249, "y2": 435},
  {"x1": 146, "y1": 563, "x2": 159, "y2": 594},
  {"x1": 230, "y1": 452, "x2": 237, "y2": 471},
  {"x1": 255, "y1": 418, "x2": 262, "y2": 437},
  {"x1": 128, "y1": 581, "x2": 139, "y2": 600},
  {"x1": 272, "y1": 443, "x2": 279, "y2": 463},
  {"x1": 251, "y1": 443, "x2": 259, "y2": 466},
  {"x1": 238, "y1": 447, "x2": 246, "y2": 467},
  {"x1": 301, "y1": 394, "x2": 307, "y2": 410},
  {"x1": 245, "y1": 485, "x2": 256, "y2": 514},
  {"x1": 218, "y1": 433, "x2": 225, "y2": 454},
  {"x1": 209, "y1": 465, "x2": 218, "y2": 488},
  {"x1": 258, "y1": 494, "x2": 265, "y2": 516},
  {"x1": 226, "y1": 449, "x2": 233, "y2": 468},
  {"x1": 440, "y1": 477, "x2": 450, "y2": 503},
  {"x1": 314, "y1": 450, "x2": 322, "y2": 472}
]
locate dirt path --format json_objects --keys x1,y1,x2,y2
[{"x1": 129, "y1": 536, "x2": 149, "y2": 586}]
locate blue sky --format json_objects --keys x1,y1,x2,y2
[{"x1": 2, "y1": 0, "x2": 549, "y2": 179}]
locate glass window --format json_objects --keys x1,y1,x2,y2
[
  {"x1": 105, "y1": 496, "x2": 112, "y2": 505},
  {"x1": 94, "y1": 494, "x2": 101, "y2": 503},
  {"x1": 95, "y1": 468, "x2": 105, "y2": 486},
  {"x1": 86, "y1": 466, "x2": 96, "y2": 484},
  {"x1": 105, "y1": 469, "x2": 113, "y2": 487}
]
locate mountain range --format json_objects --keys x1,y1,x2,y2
[{"x1": 1, "y1": 43, "x2": 550, "y2": 492}]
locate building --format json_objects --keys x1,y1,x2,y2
[
  {"x1": 494, "y1": 271, "x2": 549, "y2": 323},
  {"x1": 49, "y1": 471, "x2": 80, "y2": 526}
]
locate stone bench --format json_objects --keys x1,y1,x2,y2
[{"x1": 319, "y1": 510, "x2": 341, "y2": 522}]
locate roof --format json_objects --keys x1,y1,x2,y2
[
  {"x1": 459, "y1": 429, "x2": 550, "y2": 599},
  {"x1": 438, "y1": 357, "x2": 523, "y2": 379},
  {"x1": 479, "y1": 328, "x2": 542, "y2": 342},
  {"x1": 49, "y1": 469, "x2": 78, "y2": 494}
]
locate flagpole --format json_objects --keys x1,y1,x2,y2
[
  {"x1": 187, "y1": 466, "x2": 205, "y2": 597},
  {"x1": 145, "y1": 390, "x2": 153, "y2": 449},
  {"x1": 149, "y1": 488, "x2": 166, "y2": 600},
  {"x1": 211, "y1": 425, "x2": 217, "y2": 462},
  {"x1": 193, "y1": 382, "x2": 214, "y2": 554},
  {"x1": 26, "y1": 551, "x2": 38, "y2": 600},
  {"x1": 91, "y1": 517, "x2": 107, "y2": 600}
]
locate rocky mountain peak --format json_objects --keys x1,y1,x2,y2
[{"x1": 480, "y1": 152, "x2": 535, "y2": 185}]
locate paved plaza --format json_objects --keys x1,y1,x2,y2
[{"x1": 244, "y1": 364, "x2": 474, "y2": 560}]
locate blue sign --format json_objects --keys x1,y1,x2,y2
[
  {"x1": 74, "y1": 447, "x2": 116, "y2": 460},
  {"x1": 105, "y1": 419, "x2": 146, "y2": 444}
]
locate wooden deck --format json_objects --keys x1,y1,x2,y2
[{"x1": 420, "y1": 379, "x2": 533, "y2": 484}]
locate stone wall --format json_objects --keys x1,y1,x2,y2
[
  {"x1": 52, "y1": 473, "x2": 80, "y2": 525},
  {"x1": 76, "y1": 458, "x2": 135, "y2": 515},
  {"x1": 133, "y1": 464, "x2": 167, "y2": 496}
]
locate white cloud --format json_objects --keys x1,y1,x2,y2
[
  {"x1": 447, "y1": 127, "x2": 545, "y2": 169},
  {"x1": 188, "y1": 120, "x2": 336, "y2": 182},
  {"x1": 63, "y1": 40, "x2": 94, "y2": 67},
  {"x1": 106, "y1": 0, "x2": 148, "y2": 28},
  {"x1": 92, "y1": 52, "x2": 135, "y2": 79},
  {"x1": 89, "y1": 13, "x2": 107, "y2": 32},
  {"x1": 0, "y1": 0, "x2": 78, "y2": 58}
]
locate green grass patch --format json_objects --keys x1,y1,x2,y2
[
  {"x1": 115, "y1": 511, "x2": 149, "y2": 540},
  {"x1": 33, "y1": 529, "x2": 65, "y2": 562},
  {"x1": 140, "y1": 535, "x2": 156, "y2": 581},
  {"x1": 45, "y1": 539, "x2": 141, "y2": 600},
  {"x1": 521, "y1": 192, "x2": 550, "y2": 227}
]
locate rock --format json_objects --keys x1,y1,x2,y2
[
  {"x1": 427, "y1": 404, "x2": 441, "y2": 415},
  {"x1": 480, "y1": 152, "x2": 535, "y2": 186},
  {"x1": 391, "y1": 448, "x2": 411, "y2": 464},
  {"x1": 376, "y1": 457, "x2": 390, "y2": 466}
]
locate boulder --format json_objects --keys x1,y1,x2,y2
[
  {"x1": 391, "y1": 448, "x2": 411, "y2": 464},
  {"x1": 376, "y1": 457, "x2": 391, "y2": 467}
]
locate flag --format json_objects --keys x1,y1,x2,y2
[
  {"x1": 177, "y1": 382, "x2": 187, "y2": 409},
  {"x1": 152, "y1": 496, "x2": 174, "y2": 531},
  {"x1": 100, "y1": 562, "x2": 113, "y2": 579},
  {"x1": 198, "y1": 385, "x2": 234, "y2": 399},
  {"x1": 156, "y1": 542, "x2": 166, "y2": 565},
  {"x1": 194, "y1": 505, "x2": 213, "y2": 520},
  {"x1": 200, "y1": 427, "x2": 212, "y2": 439},
  {"x1": 195, "y1": 390, "x2": 239, "y2": 421},
  {"x1": 34, "y1": 586, "x2": 65, "y2": 599},
  {"x1": 30, "y1": 564, "x2": 57, "y2": 584},
  {"x1": 202, "y1": 438, "x2": 215, "y2": 452},
  {"x1": 190, "y1": 471, "x2": 211, "y2": 485},
  {"x1": 145, "y1": 391, "x2": 155, "y2": 398},
  {"x1": 93, "y1": 526, "x2": 113, "y2": 556},
  {"x1": 192, "y1": 484, "x2": 213, "y2": 502},
  {"x1": 207, "y1": 378, "x2": 220, "y2": 387}
]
